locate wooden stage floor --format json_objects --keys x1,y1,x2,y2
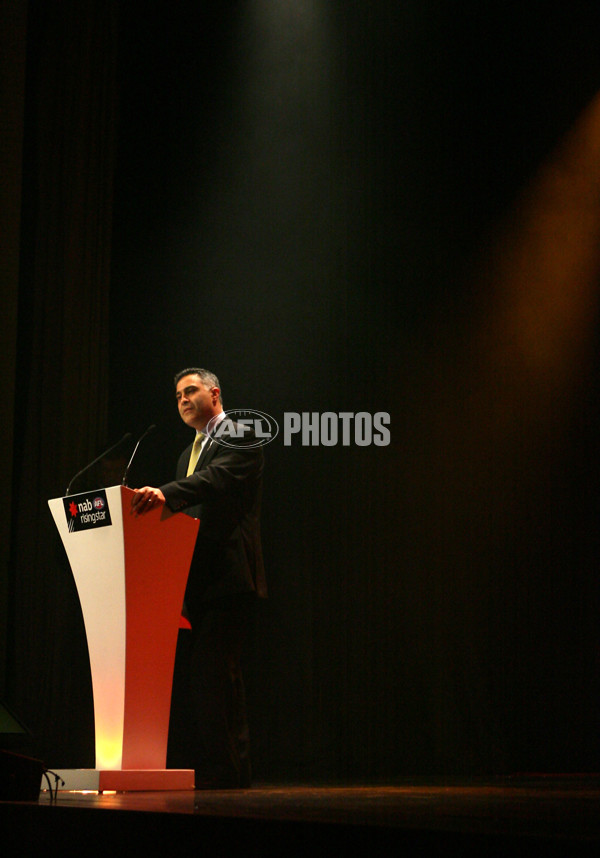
[{"x1": 2, "y1": 777, "x2": 600, "y2": 854}]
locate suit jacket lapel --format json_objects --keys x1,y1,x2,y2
[{"x1": 194, "y1": 435, "x2": 218, "y2": 472}]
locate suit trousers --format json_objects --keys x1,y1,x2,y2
[{"x1": 169, "y1": 593, "x2": 256, "y2": 788}]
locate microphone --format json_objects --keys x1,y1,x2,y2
[
  {"x1": 65, "y1": 433, "x2": 132, "y2": 496},
  {"x1": 121, "y1": 424, "x2": 156, "y2": 487}
]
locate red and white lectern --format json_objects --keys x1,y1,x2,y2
[{"x1": 48, "y1": 485, "x2": 199, "y2": 791}]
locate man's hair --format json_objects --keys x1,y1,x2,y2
[{"x1": 174, "y1": 367, "x2": 223, "y2": 405}]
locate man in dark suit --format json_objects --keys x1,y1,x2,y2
[{"x1": 131, "y1": 368, "x2": 266, "y2": 788}]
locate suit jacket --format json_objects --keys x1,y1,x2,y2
[{"x1": 160, "y1": 422, "x2": 267, "y2": 612}]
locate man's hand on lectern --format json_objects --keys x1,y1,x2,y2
[{"x1": 130, "y1": 486, "x2": 166, "y2": 516}]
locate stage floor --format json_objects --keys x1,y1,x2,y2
[{"x1": 3, "y1": 777, "x2": 600, "y2": 854}]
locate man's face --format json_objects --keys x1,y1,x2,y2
[{"x1": 175, "y1": 374, "x2": 220, "y2": 430}]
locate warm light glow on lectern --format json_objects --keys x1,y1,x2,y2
[
  {"x1": 91, "y1": 666, "x2": 126, "y2": 770},
  {"x1": 95, "y1": 734, "x2": 123, "y2": 771}
]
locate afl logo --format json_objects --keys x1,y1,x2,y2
[
  {"x1": 207, "y1": 409, "x2": 279, "y2": 448},
  {"x1": 93, "y1": 496, "x2": 105, "y2": 511}
]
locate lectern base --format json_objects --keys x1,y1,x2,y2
[{"x1": 42, "y1": 768, "x2": 195, "y2": 792}]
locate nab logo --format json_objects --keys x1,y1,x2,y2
[
  {"x1": 207, "y1": 410, "x2": 279, "y2": 448},
  {"x1": 63, "y1": 489, "x2": 112, "y2": 532}
]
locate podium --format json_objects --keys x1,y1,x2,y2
[{"x1": 48, "y1": 485, "x2": 199, "y2": 791}]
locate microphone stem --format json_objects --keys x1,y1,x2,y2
[{"x1": 122, "y1": 424, "x2": 156, "y2": 487}]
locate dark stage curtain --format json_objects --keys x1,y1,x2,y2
[{"x1": 7, "y1": 0, "x2": 118, "y2": 766}]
